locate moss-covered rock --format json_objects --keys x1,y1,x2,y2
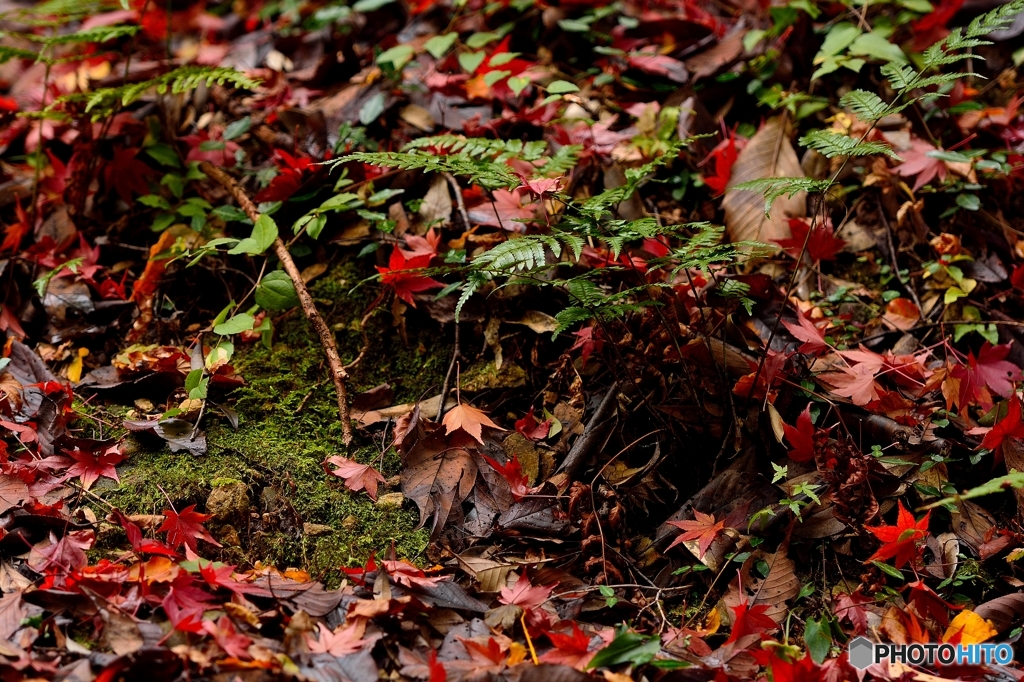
[{"x1": 90, "y1": 261, "x2": 449, "y2": 584}]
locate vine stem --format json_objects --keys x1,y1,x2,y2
[{"x1": 199, "y1": 162, "x2": 353, "y2": 445}]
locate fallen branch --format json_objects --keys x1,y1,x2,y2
[{"x1": 199, "y1": 161, "x2": 353, "y2": 445}]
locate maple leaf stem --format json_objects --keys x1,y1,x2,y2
[
  {"x1": 520, "y1": 611, "x2": 539, "y2": 665},
  {"x1": 200, "y1": 161, "x2": 354, "y2": 445}
]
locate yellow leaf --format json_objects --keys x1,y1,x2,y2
[
  {"x1": 703, "y1": 607, "x2": 721, "y2": 636},
  {"x1": 506, "y1": 641, "x2": 527, "y2": 666},
  {"x1": 67, "y1": 347, "x2": 89, "y2": 383},
  {"x1": 942, "y1": 610, "x2": 996, "y2": 645}
]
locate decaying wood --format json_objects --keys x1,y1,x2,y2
[{"x1": 199, "y1": 162, "x2": 353, "y2": 445}]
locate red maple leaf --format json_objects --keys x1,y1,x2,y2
[
  {"x1": 541, "y1": 622, "x2": 596, "y2": 670},
  {"x1": 834, "y1": 591, "x2": 871, "y2": 634},
  {"x1": 0, "y1": 199, "x2": 31, "y2": 253},
  {"x1": 103, "y1": 146, "x2": 155, "y2": 204},
  {"x1": 570, "y1": 326, "x2": 603, "y2": 366},
  {"x1": 162, "y1": 579, "x2": 214, "y2": 633},
  {"x1": 254, "y1": 149, "x2": 314, "y2": 203},
  {"x1": 326, "y1": 455, "x2": 386, "y2": 501},
  {"x1": 783, "y1": 313, "x2": 830, "y2": 355},
  {"x1": 968, "y1": 342, "x2": 1022, "y2": 399},
  {"x1": 64, "y1": 444, "x2": 125, "y2": 490},
  {"x1": 665, "y1": 510, "x2": 725, "y2": 558},
  {"x1": 202, "y1": 615, "x2": 252, "y2": 660},
  {"x1": 774, "y1": 218, "x2": 845, "y2": 262},
  {"x1": 514, "y1": 407, "x2": 551, "y2": 441},
  {"x1": 158, "y1": 505, "x2": 221, "y2": 553},
  {"x1": 111, "y1": 509, "x2": 179, "y2": 557},
  {"x1": 465, "y1": 188, "x2": 539, "y2": 230},
  {"x1": 306, "y1": 622, "x2": 368, "y2": 656},
  {"x1": 905, "y1": 580, "x2": 961, "y2": 627},
  {"x1": 725, "y1": 599, "x2": 777, "y2": 645},
  {"x1": 483, "y1": 454, "x2": 532, "y2": 501},
  {"x1": 818, "y1": 363, "x2": 881, "y2": 406},
  {"x1": 980, "y1": 393, "x2": 1024, "y2": 456},
  {"x1": 782, "y1": 405, "x2": 816, "y2": 463},
  {"x1": 865, "y1": 500, "x2": 930, "y2": 569},
  {"x1": 377, "y1": 248, "x2": 443, "y2": 307},
  {"x1": 700, "y1": 131, "x2": 738, "y2": 195},
  {"x1": 499, "y1": 572, "x2": 555, "y2": 610},
  {"x1": 892, "y1": 138, "x2": 948, "y2": 190}
]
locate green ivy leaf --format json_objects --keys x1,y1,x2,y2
[
  {"x1": 229, "y1": 214, "x2": 278, "y2": 255},
  {"x1": 547, "y1": 79, "x2": 580, "y2": 94},
  {"x1": 424, "y1": 34, "x2": 457, "y2": 60},
  {"x1": 458, "y1": 51, "x2": 486, "y2": 74},
  {"x1": 256, "y1": 271, "x2": 300, "y2": 311},
  {"x1": 214, "y1": 313, "x2": 255, "y2": 336}
]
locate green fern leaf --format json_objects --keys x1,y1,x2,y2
[{"x1": 799, "y1": 129, "x2": 899, "y2": 159}]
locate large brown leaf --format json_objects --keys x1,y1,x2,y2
[
  {"x1": 724, "y1": 545, "x2": 800, "y2": 624},
  {"x1": 400, "y1": 411, "x2": 479, "y2": 540},
  {"x1": 723, "y1": 115, "x2": 806, "y2": 245},
  {"x1": 974, "y1": 593, "x2": 1024, "y2": 633}
]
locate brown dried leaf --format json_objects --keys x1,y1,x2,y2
[
  {"x1": 723, "y1": 115, "x2": 805, "y2": 245},
  {"x1": 724, "y1": 546, "x2": 800, "y2": 624},
  {"x1": 401, "y1": 413, "x2": 480, "y2": 538}
]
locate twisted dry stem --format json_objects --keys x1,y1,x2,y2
[{"x1": 200, "y1": 161, "x2": 353, "y2": 445}]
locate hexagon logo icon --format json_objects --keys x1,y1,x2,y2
[{"x1": 848, "y1": 636, "x2": 875, "y2": 670}]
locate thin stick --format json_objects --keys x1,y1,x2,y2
[
  {"x1": 444, "y1": 172, "x2": 472, "y2": 230},
  {"x1": 199, "y1": 162, "x2": 353, "y2": 444},
  {"x1": 435, "y1": 322, "x2": 460, "y2": 422}
]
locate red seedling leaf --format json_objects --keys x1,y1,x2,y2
[
  {"x1": 883, "y1": 297, "x2": 921, "y2": 331},
  {"x1": 514, "y1": 407, "x2": 551, "y2": 441},
  {"x1": 483, "y1": 454, "x2": 531, "y2": 500},
  {"x1": 377, "y1": 248, "x2": 443, "y2": 307},
  {"x1": 783, "y1": 313, "x2": 830, "y2": 355},
  {"x1": 442, "y1": 403, "x2": 502, "y2": 444},
  {"x1": 158, "y1": 505, "x2": 221, "y2": 553},
  {"x1": 665, "y1": 510, "x2": 725, "y2": 558},
  {"x1": 326, "y1": 455, "x2": 386, "y2": 501},
  {"x1": 774, "y1": 218, "x2": 845, "y2": 262},
  {"x1": 970, "y1": 342, "x2": 1022, "y2": 399},
  {"x1": 782, "y1": 405, "x2": 816, "y2": 462},
  {"x1": 725, "y1": 599, "x2": 777, "y2": 645},
  {"x1": 499, "y1": 572, "x2": 555, "y2": 610},
  {"x1": 64, "y1": 443, "x2": 125, "y2": 490},
  {"x1": 865, "y1": 500, "x2": 930, "y2": 569},
  {"x1": 892, "y1": 137, "x2": 948, "y2": 190},
  {"x1": 980, "y1": 394, "x2": 1024, "y2": 456},
  {"x1": 306, "y1": 622, "x2": 368, "y2": 656}
]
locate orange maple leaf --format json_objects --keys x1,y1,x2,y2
[{"x1": 442, "y1": 403, "x2": 502, "y2": 444}]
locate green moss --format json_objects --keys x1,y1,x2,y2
[{"x1": 93, "y1": 260, "x2": 449, "y2": 582}]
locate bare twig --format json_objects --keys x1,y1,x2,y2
[
  {"x1": 444, "y1": 172, "x2": 472, "y2": 230},
  {"x1": 199, "y1": 162, "x2": 353, "y2": 444},
  {"x1": 435, "y1": 322, "x2": 461, "y2": 422}
]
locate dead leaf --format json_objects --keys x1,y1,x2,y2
[
  {"x1": 401, "y1": 413, "x2": 480, "y2": 539},
  {"x1": 723, "y1": 115, "x2": 805, "y2": 245},
  {"x1": 419, "y1": 175, "x2": 453, "y2": 227},
  {"x1": 442, "y1": 403, "x2": 502, "y2": 445},
  {"x1": 724, "y1": 545, "x2": 800, "y2": 624}
]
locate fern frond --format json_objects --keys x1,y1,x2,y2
[
  {"x1": 54, "y1": 66, "x2": 260, "y2": 118},
  {"x1": 340, "y1": 151, "x2": 522, "y2": 190},
  {"x1": 838, "y1": 90, "x2": 888, "y2": 121},
  {"x1": 799, "y1": 129, "x2": 899, "y2": 159},
  {"x1": 32, "y1": 24, "x2": 138, "y2": 47},
  {"x1": 0, "y1": 45, "x2": 42, "y2": 64},
  {"x1": 730, "y1": 177, "x2": 833, "y2": 214}
]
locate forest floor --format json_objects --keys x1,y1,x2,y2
[{"x1": 4, "y1": 0, "x2": 1024, "y2": 680}]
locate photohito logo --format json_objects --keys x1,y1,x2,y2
[{"x1": 848, "y1": 636, "x2": 1014, "y2": 670}]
